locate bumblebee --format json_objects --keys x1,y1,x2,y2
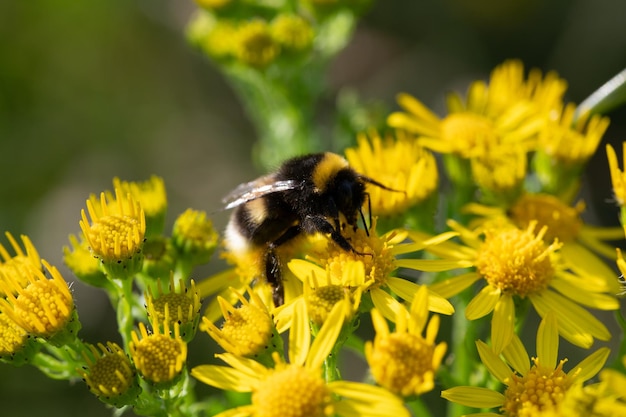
[{"x1": 223, "y1": 152, "x2": 396, "y2": 306}]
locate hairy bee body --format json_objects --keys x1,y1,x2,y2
[{"x1": 224, "y1": 152, "x2": 393, "y2": 306}]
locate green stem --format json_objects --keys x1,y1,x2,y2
[{"x1": 116, "y1": 278, "x2": 137, "y2": 351}]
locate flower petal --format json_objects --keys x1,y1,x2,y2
[
  {"x1": 290, "y1": 298, "x2": 310, "y2": 367},
  {"x1": 567, "y1": 347, "x2": 611, "y2": 382},
  {"x1": 329, "y1": 380, "x2": 409, "y2": 417},
  {"x1": 491, "y1": 294, "x2": 515, "y2": 354},
  {"x1": 441, "y1": 386, "x2": 505, "y2": 408},
  {"x1": 465, "y1": 285, "x2": 500, "y2": 320},
  {"x1": 536, "y1": 312, "x2": 559, "y2": 369},
  {"x1": 476, "y1": 340, "x2": 512, "y2": 384},
  {"x1": 306, "y1": 301, "x2": 345, "y2": 371},
  {"x1": 370, "y1": 288, "x2": 403, "y2": 322},
  {"x1": 550, "y1": 276, "x2": 619, "y2": 310},
  {"x1": 428, "y1": 271, "x2": 482, "y2": 299},
  {"x1": 502, "y1": 335, "x2": 530, "y2": 376},
  {"x1": 395, "y1": 258, "x2": 474, "y2": 272},
  {"x1": 191, "y1": 365, "x2": 256, "y2": 392}
]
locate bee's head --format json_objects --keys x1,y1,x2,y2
[{"x1": 329, "y1": 169, "x2": 367, "y2": 227}]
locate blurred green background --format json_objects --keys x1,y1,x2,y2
[{"x1": 1, "y1": 0, "x2": 626, "y2": 415}]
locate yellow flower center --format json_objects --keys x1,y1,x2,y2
[
  {"x1": 475, "y1": 224, "x2": 560, "y2": 297},
  {"x1": 151, "y1": 293, "x2": 197, "y2": 326},
  {"x1": 368, "y1": 333, "x2": 435, "y2": 396},
  {"x1": 220, "y1": 303, "x2": 273, "y2": 357},
  {"x1": 234, "y1": 20, "x2": 279, "y2": 68},
  {"x1": 83, "y1": 343, "x2": 135, "y2": 397},
  {"x1": 86, "y1": 215, "x2": 144, "y2": 262},
  {"x1": 509, "y1": 194, "x2": 583, "y2": 243},
  {"x1": 440, "y1": 113, "x2": 498, "y2": 158},
  {"x1": 306, "y1": 285, "x2": 345, "y2": 326},
  {"x1": 502, "y1": 359, "x2": 574, "y2": 417},
  {"x1": 322, "y1": 227, "x2": 396, "y2": 290},
  {"x1": 0, "y1": 313, "x2": 27, "y2": 356},
  {"x1": 132, "y1": 334, "x2": 186, "y2": 383},
  {"x1": 252, "y1": 365, "x2": 333, "y2": 417},
  {"x1": 271, "y1": 14, "x2": 314, "y2": 51}
]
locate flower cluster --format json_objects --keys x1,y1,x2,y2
[{"x1": 3, "y1": 10, "x2": 626, "y2": 417}]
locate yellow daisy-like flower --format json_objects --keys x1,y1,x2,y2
[
  {"x1": 113, "y1": 176, "x2": 167, "y2": 237},
  {"x1": 606, "y1": 142, "x2": 626, "y2": 238},
  {"x1": 201, "y1": 19, "x2": 238, "y2": 60},
  {"x1": 365, "y1": 285, "x2": 447, "y2": 397},
  {"x1": 234, "y1": 19, "x2": 280, "y2": 68},
  {"x1": 464, "y1": 193, "x2": 623, "y2": 294},
  {"x1": 299, "y1": 220, "x2": 455, "y2": 322},
  {"x1": 0, "y1": 260, "x2": 78, "y2": 345},
  {"x1": 387, "y1": 60, "x2": 560, "y2": 160},
  {"x1": 271, "y1": 14, "x2": 314, "y2": 52},
  {"x1": 192, "y1": 301, "x2": 410, "y2": 417},
  {"x1": 0, "y1": 232, "x2": 41, "y2": 296},
  {"x1": 538, "y1": 103, "x2": 610, "y2": 166},
  {"x1": 145, "y1": 275, "x2": 201, "y2": 343},
  {"x1": 345, "y1": 129, "x2": 438, "y2": 217},
  {"x1": 0, "y1": 311, "x2": 28, "y2": 358},
  {"x1": 469, "y1": 144, "x2": 527, "y2": 202},
  {"x1": 172, "y1": 208, "x2": 219, "y2": 266},
  {"x1": 412, "y1": 220, "x2": 618, "y2": 350},
  {"x1": 63, "y1": 233, "x2": 108, "y2": 288},
  {"x1": 201, "y1": 286, "x2": 276, "y2": 358},
  {"x1": 79, "y1": 341, "x2": 140, "y2": 407},
  {"x1": 80, "y1": 188, "x2": 146, "y2": 279},
  {"x1": 442, "y1": 313, "x2": 611, "y2": 416},
  {"x1": 129, "y1": 318, "x2": 187, "y2": 385}
]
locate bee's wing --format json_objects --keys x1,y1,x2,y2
[{"x1": 222, "y1": 174, "x2": 300, "y2": 210}]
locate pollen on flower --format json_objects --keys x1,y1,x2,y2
[
  {"x1": 252, "y1": 364, "x2": 333, "y2": 417},
  {"x1": 80, "y1": 189, "x2": 146, "y2": 267},
  {"x1": 316, "y1": 224, "x2": 396, "y2": 290},
  {"x1": 80, "y1": 342, "x2": 137, "y2": 402},
  {"x1": 202, "y1": 288, "x2": 274, "y2": 357},
  {"x1": 0, "y1": 312, "x2": 27, "y2": 358},
  {"x1": 502, "y1": 358, "x2": 574, "y2": 417},
  {"x1": 509, "y1": 194, "x2": 583, "y2": 243},
  {"x1": 130, "y1": 320, "x2": 187, "y2": 384},
  {"x1": 0, "y1": 261, "x2": 74, "y2": 339},
  {"x1": 475, "y1": 223, "x2": 561, "y2": 297}
]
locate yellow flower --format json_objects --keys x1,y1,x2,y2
[
  {"x1": 469, "y1": 144, "x2": 527, "y2": 202},
  {"x1": 293, "y1": 221, "x2": 455, "y2": 322},
  {"x1": 607, "y1": 142, "x2": 626, "y2": 206},
  {"x1": 387, "y1": 60, "x2": 561, "y2": 160},
  {"x1": 464, "y1": 193, "x2": 623, "y2": 294},
  {"x1": 442, "y1": 313, "x2": 611, "y2": 416},
  {"x1": 202, "y1": 20, "x2": 238, "y2": 59},
  {"x1": 615, "y1": 248, "x2": 626, "y2": 296},
  {"x1": 413, "y1": 221, "x2": 618, "y2": 350},
  {"x1": 201, "y1": 286, "x2": 276, "y2": 358},
  {"x1": 113, "y1": 176, "x2": 167, "y2": 237},
  {"x1": 145, "y1": 275, "x2": 201, "y2": 343},
  {"x1": 129, "y1": 318, "x2": 187, "y2": 385},
  {"x1": 0, "y1": 311, "x2": 29, "y2": 360},
  {"x1": 0, "y1": 232, "x2": 41, "y2": 296},
  {"x1": 345, "y1": 129, "x2": 438, "y2": 217},
  {"x1": 0, "y1": 260, "x2": 78, "y2": 346},
  {"x1": 271, "y1": 14, "x2": 314, "y2": 52},
  {"x1": 80, "y1": 188, "x2": 146, "y2": 279},
  {"x1": 192, "y1": 302, "x2": 410, "y2": 417},
  {"x1": 79, "y1": 342, "x2": 140, "y2": 407},
  {"x1": 365, "y1": 286, "x2": 447, "y2": 397},
  {"x1": 234, "y1": 19, "x2": 280, "y2": 68},
  {"x1": 63, "y1": 233, "x2": 108, "y2": 288},
  {"x1": 171, "y1": 208, "x2": 219, "y2": 266},
  {"x1": 538, "y1": 103, "x2": 610, "y2": 166}
]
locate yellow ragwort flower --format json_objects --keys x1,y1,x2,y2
[
  {"x1": 271, "y1": 14, "x2": 314, "y2": 52},
  {"x1": 192, "y1": 301, "x2": 410, "y2": 417},
  {"x1": 79, "y1": 341, "x2": 140, "y2": 407},
  {"x1": 464, "y1": 193, "x2": 624, "y2": 294},
  {"x1": 202, "y1": 19, "x2": 238, "y2": 59},
  {"x1": 301, "y1": 220, "x2": 455, "y2": 322},
  {"x1": 80, "y1": 188, "x2": 146, "y2": 278},
  {"x1": 113, "y1": 176, "x2": 167, "y2": 236},
  {"x1": 411, "y1": 220, "x2": 617, "y2": 350},
  {"x1": 345, "y1": 129, "x2": 438, "y2": 217},
  {"x1": 469, "y1": 144, "x2": 527, "y2": 201},
  {"x1": 538, "y1": 103, "x2": 610, "y2": 166},
  {"x1": 442, "y1": 313, "x2": 611, "y2": 417},
  {"x1": 145, "y1": 275, "x2": 201, "y2": 343},
  {"x1": 63, "y1": 233, "x2": 108, "y2": 288},
  {"x1": 0, "y1": 232, "x2": 41, "y2": 296},
  {"x1": 0, "y1": 260, "x2": 77, "y2": 344},
  {"x1": 365, "y1": 285, "x2": 447, "y2": 397},
  {"x1": 129, "y1": 318, "x2": 187, "y2": 385},
  {"x1": 201, "y1": 286, "x2": 275, "y2": 358},
  {"x1": 234, "y1": 19, "x2": 280, "y2": 68},
  {"x1": 607, "y1": 142, "x2": 626, "y2": 207},
  {"x1": 0, "y1": 311, "x2": 28, "y2": 359},
  {"x1": 387, "y1": 60, "x2": 561, "y2": 160},
  {"x1": 172, "y1": 208, "x2": 219, "y2": 265}
]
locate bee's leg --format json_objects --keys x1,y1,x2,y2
[
  {"x1": 303, "y1": 215, "x2": 370, "y2": 257},
  {"x1": 266, "y1": 225, "x2": 302, "y2": 307}
]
